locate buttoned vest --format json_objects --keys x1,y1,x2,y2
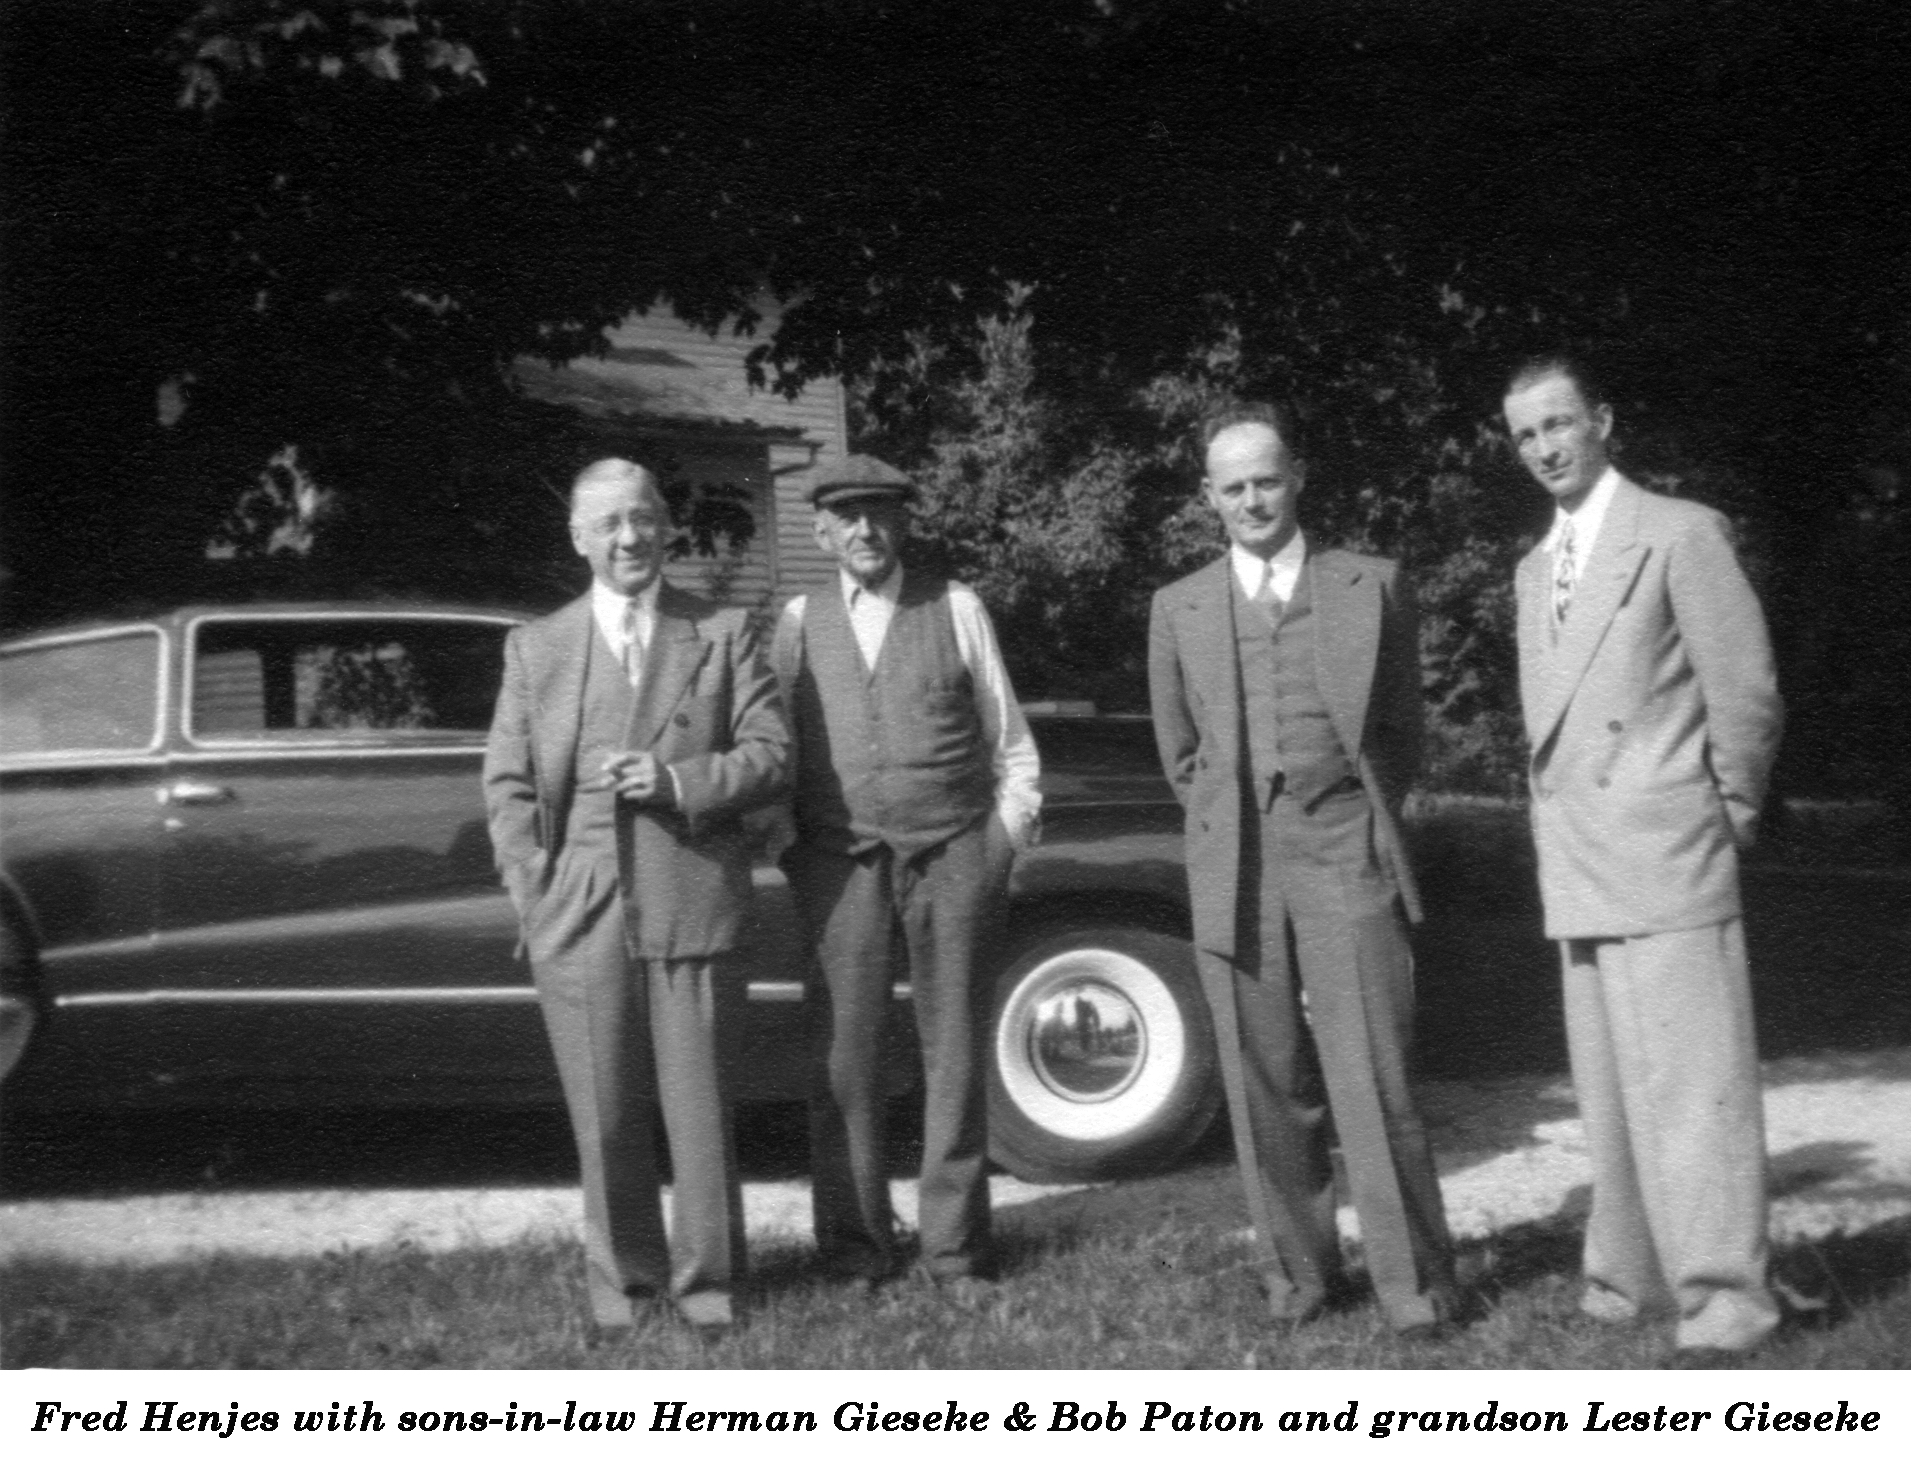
[
  {"x1": 1232, "y1": 563, "x2": 1356, "y2": 810},
  {"x1": 562, "y1": 626, "x2": 637, "y2": 860},
  {"x1": 790, "y1": 575, "x2": 994, "y2": 861}
]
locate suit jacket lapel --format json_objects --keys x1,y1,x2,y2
[
  {"x1": 1181, "y1": 558, "x2": 1241, "y2": 756},
  {"x1": 1529, "y1": 480, "x2": 1651, "y2": 750},
  {"x1": 1516, "y1": 546, "x2": 1553, "y2": 746},
  {"x1": 1308, "y1": 553, "x2": 1377, "y2": 757},
  {"x1": 628, "y1": 585, "x2": 710, "y2": 747},
  {"x1": 531, "y1": 600, "x2": 596, "y2": 802}
]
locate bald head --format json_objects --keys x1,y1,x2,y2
[{"x1": 570, "y1": 458, "x2": 665, "y2": 519}]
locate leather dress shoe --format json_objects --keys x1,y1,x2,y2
[
  {"x1": 1393, "y1": 1284, "x2": 1473, "y2": 1341},
  {"x1": 1261, "y1": 1270, "x2": 1358, "y2": 1326},
  {"x1": 1266, "y1": 1290, "x2": 1328, "y2": 1325},
  {"x1": 918, "y1": 1265, "x2": 999, "y2": 1302},
  {"x1": 818, "y1": 1251, "x2": 898, "y2": 1296},
  {"x1": 675, "y1": 1291, "x2": 736, "y2": 1342},
  {"x1": 586, "y1": 1320, "x2": 635, "y2": 1349}
]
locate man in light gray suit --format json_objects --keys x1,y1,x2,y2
[
  {"x1": 484, "y1": 458, "x2": 788, "y2": 1339},
  {"x1": 1505, "y1": 355, "x2": 1784, "y2": 1358}
]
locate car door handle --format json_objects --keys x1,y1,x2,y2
[{"x1": 160, "y1": 780, "x2": 235, "y2": 806}]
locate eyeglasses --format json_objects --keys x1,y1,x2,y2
[{"x1": 573, "y1": 512, "x2": 666, "y2": 540}]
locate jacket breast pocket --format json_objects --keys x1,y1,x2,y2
[{"x1": 682, "y1": 654, "x2": 726, "y2": 709}]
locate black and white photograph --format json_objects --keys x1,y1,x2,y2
[{"x1": 2, "y1": 0, "x2": 1909, "y2": 1393}]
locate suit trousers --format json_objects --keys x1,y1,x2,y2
[
  {"x1": 788, "y1": 814, "x2": 1014, "y2": 1279},
  {"x1": 1199, "y1": 783, "x2": 1453, "y2": 1328},
  {"x1": 1561, "y1": 919, "x2": 1778, "y2": 1351},
  {"x1": 529, "y1": 848, "x2": 746, "y2": 1328}
]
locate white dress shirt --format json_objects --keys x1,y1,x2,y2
[
  {"x1": 1542, "y1": 466, "x2": 1622, "y2": 576},
  {"x1": 591, "y1": 575, "x2": 662, "y2": 680},
  {"x1": 777, "y1": 567, "x2": 1043, "y2": 850},
  {"x1": 1229, "y1": 529, "x2": 1308, "y2": 605}
]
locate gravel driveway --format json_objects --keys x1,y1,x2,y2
[{"x1": 4, "y1": 1048, "x2": 1908, "y2": 1265}]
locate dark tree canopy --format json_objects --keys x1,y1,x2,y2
[{"x1": 3, "y1": 0, "x2": 1905, "y2": 649}]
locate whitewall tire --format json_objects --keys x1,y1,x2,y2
[{"x1": 987, "y1": 924, "x2": 1219, "y2": 1183}]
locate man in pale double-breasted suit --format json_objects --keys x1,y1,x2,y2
[
  {"x1": 1505, "y1": 357, "x2": 1784, "y2": 1357},
  {"x1": 1149, "y1": 407, "x2": 1455, "y2": 1335},
  {"x1": 484, "y1": 458, "x2": 788, "y2": 1338}
]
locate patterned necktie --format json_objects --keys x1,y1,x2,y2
[
  {"x1": 1253, "y1": 563, "x2": 1285, "y2": 626},
  {"x1": 621, "y1": 600, "x2": 646, "y2": 688},
  {"x1": 1552, "y1": 518, "x2": 1577, "y2": 631}
]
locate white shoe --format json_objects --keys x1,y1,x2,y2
[
  {"x1": 1580, "y1": 1283, "x2": 1643, "y2": 1324},
  {"x1": 1674, "y1": 1290, "x2": 1779, "y2": 1354}
]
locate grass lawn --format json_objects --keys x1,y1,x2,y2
[
  {"x1": 5, "y1": 800, "x2": 1907, "y2": 1371},
  {"x1": 5, "y1": 1150, "x2": 1908, "y2": 1370}
]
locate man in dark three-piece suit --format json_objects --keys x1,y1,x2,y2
[
  {"x1": 484, "y1": 458, "x2": 788, "y2": 1339},
  {"x1": 1148, "y1": 407, "x2": 1456, "y2": 1335},
  {"x1": 1505, "y1": 357, "x2": 1783, "y2": 1357}
]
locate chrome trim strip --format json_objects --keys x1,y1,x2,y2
[
  {"x1": 53, "y1": 981, "x2": 907, "y2": 1008},
  {"x1": 1, "y1": 754, "x2": 168, "y2": 775},
  {"x1": 180, "y1": 609, "x2": 520, "y2": 748},
  {"x1": 186, "y1": 610, "x2": 525, "y2": 627},
  {"x1": 165, "y1": 744, "x2": 487, "y2": 763},
  {"x1": 56, "y1": 987, "x2": 537, "y2": 1008},
  {"x1": 1040, "y1": 800, "x2": 1180, "y2": 813}
]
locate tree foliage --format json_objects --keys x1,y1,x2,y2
[
  {"x1": 868, "y1": 287, "x2": 1137, "y2": 699},
  {"x1": 3, "y1": 0, "x2": 1905, "y2": 796},
  {"x1": 871, "y1": 259, "x2": 1529, "y2": 786}
]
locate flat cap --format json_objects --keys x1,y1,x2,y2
[{"x1": 808, "y1": 452, "x2": 915, "y2": 508}]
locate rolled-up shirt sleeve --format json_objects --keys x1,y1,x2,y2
[{"x1": 945, "y1": 582, "x2": 1042, "y2": 850}]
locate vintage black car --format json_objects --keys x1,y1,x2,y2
[{"x1": 0, "y1": 604, "x2": 1217, "y2": 1183}]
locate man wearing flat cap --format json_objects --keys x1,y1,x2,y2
[{"x1": 773, "y1": 453, "x2": 1041, "y2": 1291}]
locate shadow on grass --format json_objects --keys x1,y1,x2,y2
[
  {"x1": 1772, "y1": 1215, "x2": 1911, "y2": 1321},
  {"x1": 1452, "y1": 1203, "x2": 1911, "y2": 1351},
  {"x1": 0, "y1": 1099, "x2": 829, "y2": 1202},
  {"x1": 5, "y1": 1151, "x2": 1907, "y2": 1368}
]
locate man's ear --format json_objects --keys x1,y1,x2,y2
[{"x1": 811, "y1": 512, "x2": 832, "y2": 555}]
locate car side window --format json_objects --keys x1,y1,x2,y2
[
  {"x1": 0, "y1": 630, "x2": 162, "y2": 758},
  {"x1": 188, "y1": 618, "x2": 510, "y2": 742}
]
